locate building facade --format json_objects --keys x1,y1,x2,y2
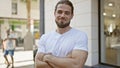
[
  {"x1": 0, "y1": 0, "x2": 120, "y2": 67},
  {"x1": 0, "y1": 0, "x2": 40, "y2": 47}
]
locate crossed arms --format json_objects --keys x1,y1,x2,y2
[{"x1": 35, "y1": 50, "x2": 88, "y2": 68}]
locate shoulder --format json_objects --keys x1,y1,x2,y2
[
  {"x1": 72, "y1": 28, "x2": 87, "y2": 38},
  {"x1": 39, "y1": 31, "x2": 56, "y2": 40}
]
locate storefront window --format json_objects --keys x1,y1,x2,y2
[{"x1": 100, "y1": 0, "x2": 120, "y2": 67}]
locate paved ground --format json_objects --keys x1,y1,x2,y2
[
  {"x1": 0, "y1": 47, "x2": 34, "y2": 68},
  {"x1": 84, "y1": 65, "x2": 116, "y2": 68},
  {"x1": 0, "y1": 47, "x2": 117, "y2": 68}
]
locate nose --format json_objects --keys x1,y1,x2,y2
[{"x1": 61, "y1": 13, "x2": 65, "y2": 17}]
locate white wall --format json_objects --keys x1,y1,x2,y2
[
  {"x1": 0, "y1": 0, "x2": 11, "y2": 17},
  {"x1": 90, "y1": 0, "x2": 99, "y2": 66},
  {"x1": 12, "y1": 0, "x2": 27, "y2": 18},
  {"x1": 0, "y1": 19, "x2": 10, "y2": 40},
  {"x1": 44, "y1": 0, "x2": 57, "y2": 33},
  {"x1": 0, "y1": 0, "x2": 39, "y2": 20},
  {"x1": 44, "y1": 0, "x2": 99, "y2": 66}
]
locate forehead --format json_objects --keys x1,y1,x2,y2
[{"x1": 56, "y1": 4, "x2": 72, "y2": 11}]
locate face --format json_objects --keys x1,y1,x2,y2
[{"x1": 54, "y1": 4, "x2": 73, "y2": 28}]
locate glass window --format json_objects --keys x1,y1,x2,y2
[
  {"x1": 12, "y1": 2, "x2": 17, "y2": 15},
  {"x1": 100, "y1": 0, "x2": 120, "y2": 67}
]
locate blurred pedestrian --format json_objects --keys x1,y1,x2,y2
[{"x1": 3, "y1": 29, "x2": 16, "y2": 68}]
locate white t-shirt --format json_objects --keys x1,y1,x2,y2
[
  {"x1": 6, "y1": 40, "x2": 14, "y2": 50},
  {"x1": 38, "y1": 28, "x2": 88, "y2": 57},
  {"x1": 6, "y1": 32, "x2": 16, "y2": 50},
  {"x1": 8, "y1": 32, "x2": 16, "y2": 38}
]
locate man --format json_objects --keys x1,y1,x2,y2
[
  {"x1": 35, "y1": 0, "x2": 88, "y2": 68},
  {"x1": 3, "y1": 29, "x2": 16, "y2": 68}
]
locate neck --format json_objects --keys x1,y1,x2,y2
[{"x1": 56, "y1": 26, "x2": 72, "y2": 34}]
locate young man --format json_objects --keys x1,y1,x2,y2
[
  {"x1": 35, "y1": 0, "x2": 88, "y2": 68},
  {"x1": 3, "y1": 29, "x2": 16, "y2": 68}
]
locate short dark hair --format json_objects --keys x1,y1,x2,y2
[{"x1": 55, "y1": 0, "x2": 74, "y2": 14}]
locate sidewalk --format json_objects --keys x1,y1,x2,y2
[
  {"x1": 0, "y1": 47, "x2": 34, "y2": 68},
  {"x1": 0, "y1": 47, "x2": 116, "y2": 68}
]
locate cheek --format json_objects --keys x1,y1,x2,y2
[
  {"x1": 55, "y1": 16, "x2": 60, "y2": 20},
  {"x1": 67, "y1": 17, "x2": 72, "y2": 21},
  {"x1": 55, "y1": 14, "x2": 59, "y2": 18},
  {"x1": 55, "y1": 17, "x2": 59, "y2": 21}
]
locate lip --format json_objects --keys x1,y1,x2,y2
[
  {"x1": 59, "y1": 19, "x2": 65, "y2": 22},
  {"x1": 59, "y1": 18, "x2": 66, "y2": 21}
]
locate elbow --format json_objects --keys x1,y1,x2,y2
[
  {"x1": 71, "y1": 61, "x2": 84, "y2": 68},
  {"x1": 71, "y1": 64, "x2": 83, "y2": 68},
  {"x1": 34, "y1": 59, "x2": 41, "y2": 68},
  {"x1": 73, "y1": 64, "x2": 82, "y2": 68},
  {"x1": 34, "y1": 60, "x2": 39, "y2": 68},
  {"x1": 35, "y1": 63, "x2": 39, "y2": 68},
  {"x1": 34, "y1": 62, "x2": 43, "y2": 68},
  {"x1": 64, "y1": 62, "x2": 79, "y2": 68},
  {"x1": 35, "y1": 65, "x2": 39, "y2": 68}
]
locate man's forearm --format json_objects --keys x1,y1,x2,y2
[
  {"x1": 43, "y1": 50, "x2": 88, "y2": 68},
  {"x1": 35, "y1": 52, "x2": 53, "y2": 68},
  {"x1": 44, "y1": 55, "x2": 77, "y2": 68},
  {"x1": 35, "y1": 60, "x2": 52, "y2": 68}
]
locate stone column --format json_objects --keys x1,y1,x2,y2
[{"x1": 24, "y1": 31, "x2": 33, "y2": 50}]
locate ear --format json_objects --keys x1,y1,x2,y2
[
  {"x1": 54, "y1": 11, "x2": 56, "y2": 16},
  {"x1": 71, "y1": 13, "x2": 74, "y2": 19}
]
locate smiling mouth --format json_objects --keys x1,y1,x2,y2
[
  {"x1": 59, "y1": 20, "x2": 65, "y2": 23},
  {"x1": 60, "y1": 18, "x2": 66, "y2": 21}
]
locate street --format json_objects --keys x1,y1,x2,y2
[{"x1": 0, "y1": 47, "x2": 34, "y2": 68}]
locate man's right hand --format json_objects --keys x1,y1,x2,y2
[{"x1": 35, "y1": 53, "x2": 52, "y2": 68}]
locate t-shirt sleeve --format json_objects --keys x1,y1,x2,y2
[
  {"x1": 37, "y1": 35, "x2": 46, "y2": 53},
  {"x1": 73, "y1": 33, "x2": 88, "y2": 51}
]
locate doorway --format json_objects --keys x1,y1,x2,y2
[{"x1": 100, "y1": 0, "x2": 120, "y2": 67}]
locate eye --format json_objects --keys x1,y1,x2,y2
[
  {"x1": 65, "y1": 11, "x2": 70, "y2": 15},
  {"x1": 57, "y1": 10, "x2": 62, "y2": 14}
]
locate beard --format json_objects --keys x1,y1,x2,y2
[{"x1": 55, "y1": 20, "x2": 70, "y2": 28}]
